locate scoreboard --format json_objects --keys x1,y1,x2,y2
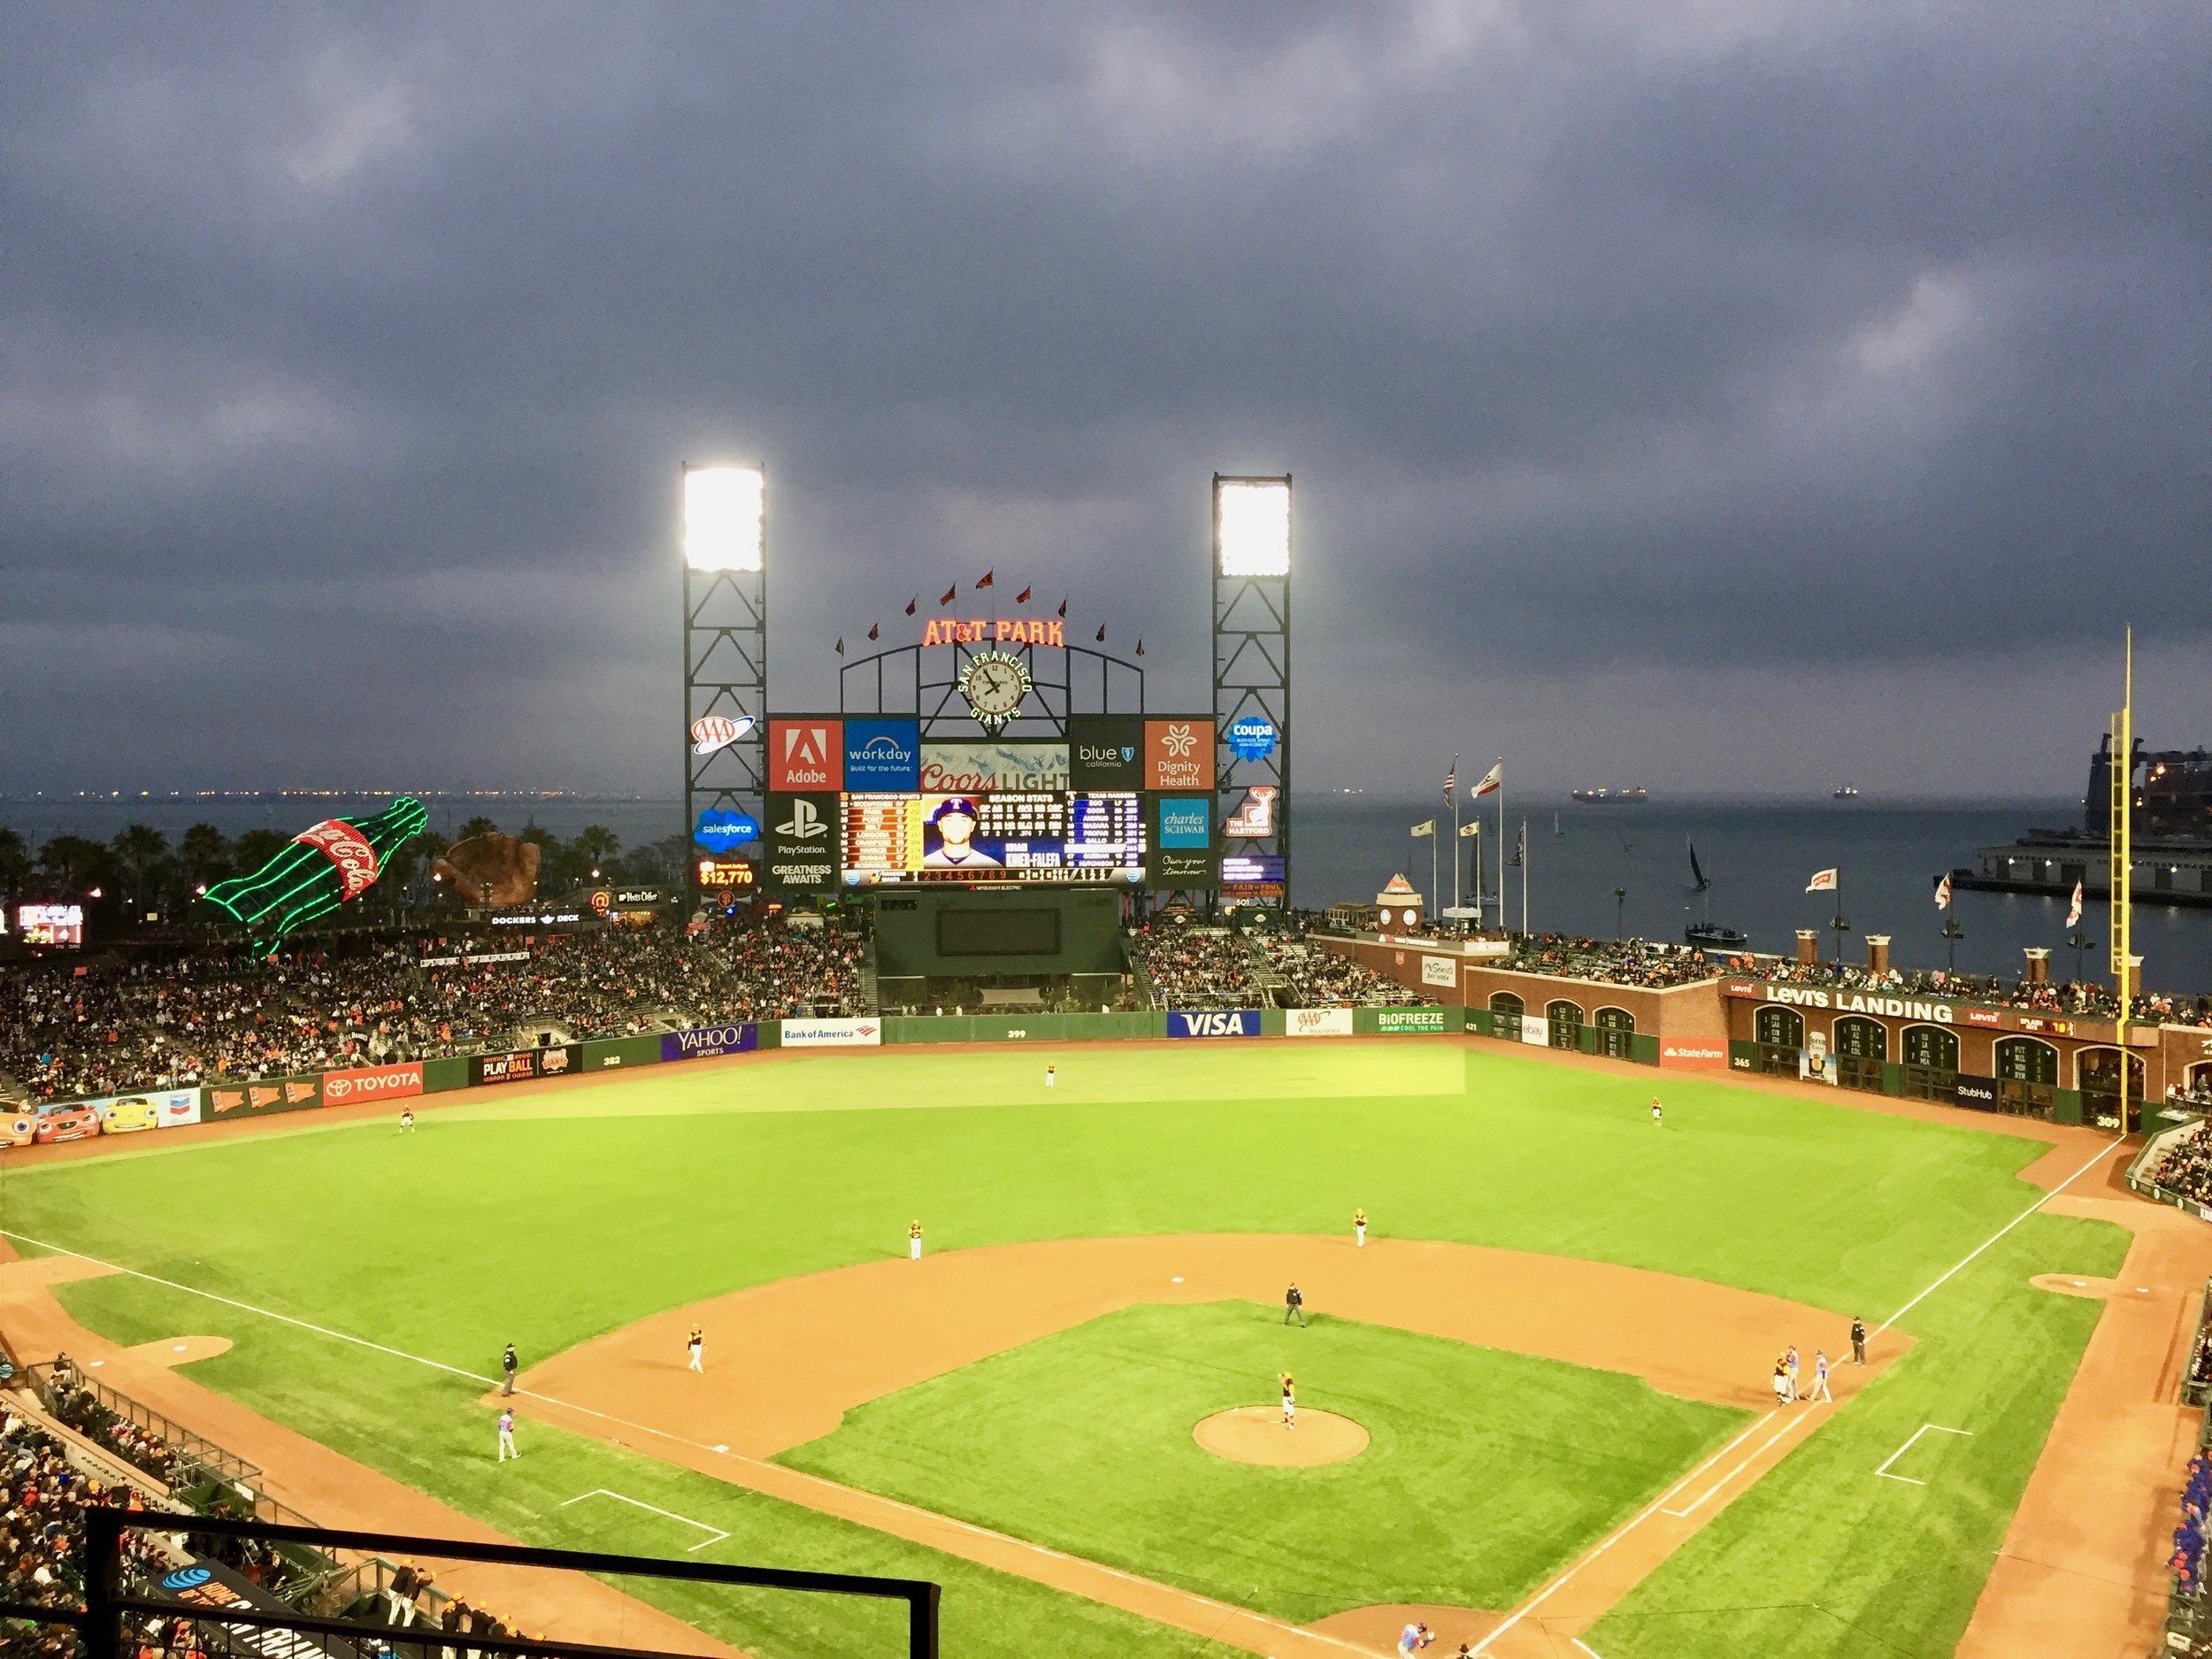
[{"x1": 841, "y1": 791, "x2": 1146, "y2": 886}]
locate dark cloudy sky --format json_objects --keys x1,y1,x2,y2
[{"x1": 4, "y1": 2, "x2": 2206, "y2": 798}]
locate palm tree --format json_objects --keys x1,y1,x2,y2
[
  {"x1": 36, "y1": 833, "x2": 111, "y2": 895},
  {"x1": 111, "y1": 824, "x2": 172, "y2": 910},
  {"x1": 0, "y1": 827, "x2": 29, "y2": 909},
  {"x1": 457, "y1": 816, "x2": 500, "y2": 841},
  {"x1": 231, "y1": 828, "x2": 290, "y2": 873},
  {"x1": 572, "y1": 825, "x2": 621, "y2": 879},
  {"x1": 179, "y1": 823, "x2": 233, "y2": 892}
]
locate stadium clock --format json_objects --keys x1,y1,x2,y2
[{"x1": 956, "y1": 649, "x2": 1032, "y2": 733}]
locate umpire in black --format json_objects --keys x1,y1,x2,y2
[
  {"x1": 1849, "y1": 1317, "x2": 1867, "y2": 1365},
  {"x1": 501, "y1": 1342, "x2": 518, "y2": 1395},
  {"x1": 1283, "y1": 1282, "x2": 1306, "y2": 1326}
]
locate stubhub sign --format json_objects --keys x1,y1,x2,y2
[{"x1": 1169, "y1": 1010, "x2": 1262, "y2": 1038}]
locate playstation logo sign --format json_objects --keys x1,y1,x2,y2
[{"x1": 775, "y1": 798, "x2": 829, "y2": 839}]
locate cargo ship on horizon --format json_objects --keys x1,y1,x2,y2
[{"x1": 1570, "y1": 786, "x2": 1648, "y2": 805}]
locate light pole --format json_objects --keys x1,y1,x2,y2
[
  {"x1": 1942, "y1": 914, "x2": 1964, "y2": 973},
  {"x1": 1613, "y1": 886, "x2": 1627, "y2": 940},
  {"x1": 1830, "y1": 901, "x2": 1852, "y2": 971},
  {"x1": 2068, "y1": 928, "x2": 2095, "y2": 985}
]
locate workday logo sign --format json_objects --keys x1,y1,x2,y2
[
  {"x1": 843, "y1": 718, "x2": 920, "y2": 790},
  {"x1": 1168, "y1": 1010, "x2": 1262, "y2": 1038}
]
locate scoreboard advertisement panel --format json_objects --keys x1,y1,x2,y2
[{"x1": 841, "y1": 791, "x2": 1145, "y2": 886}]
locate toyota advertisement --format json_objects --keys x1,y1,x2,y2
[{"x1": 320, "y1": 1063, "x2": 424, "y2": 1103}]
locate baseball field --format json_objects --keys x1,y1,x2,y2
[{"x1": 0, "y1": 1041, "x2": 2149, "y2": 1657}]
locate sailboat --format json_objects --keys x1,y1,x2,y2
[
  {"x1": 1683, "y1": 837, "x2": 1749, "y2": 951},
  {"x1": 1552, "y1": 812, "x2": 1563, "y2": 838}
]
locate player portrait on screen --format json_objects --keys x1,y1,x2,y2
[{"x1": 921, "y1": 796, "x2": 1003, "y2": 868}]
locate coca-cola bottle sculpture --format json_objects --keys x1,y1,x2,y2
[{"x1": 202, "y1": 795, "x2": 428, "y2": 950}]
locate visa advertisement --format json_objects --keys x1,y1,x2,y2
[{"x1": 1168, "y1": 1010, "x2": 1262, "y2": 1038}]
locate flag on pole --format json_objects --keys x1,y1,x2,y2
[
  {"x1": 1135, "y1": 638, "x2": 1145, "y2": 657},
  {"x1": 1410, "y1": 819, "x2": 1436, "y2": 838},
  {"x1": 1016, "y1": 585, "x2": 1031, "y2": 603},
  {"x1": 2067, "y1": 879, "x2": 2084, "y2": 928},
  {"x1": 1095, "y1": 624, "x2": 1106, "y2": 641},
  {"x1": 1444, "y1": 760, "x2": 1456, "y2": 804},
  {"x1": 905, "y1": 596, "x2": 918, "y2": 616},
  {"x1": 1458, "y1": 820, "x2": 1479, "y2": 838},
  {"x1": 939, "y1": 584, "x2": 957, "y2": 605},
  {"x1": 1057, "y1": 597, "x2": 1068, "y2": 618},
  {"x1": 976, "y1": 570, "x2": 995, "y2": 590},
  {"x1": 1511, "y1": 820, "x2": 1527, "y2": 867},
  {"x1": 1933, "y1": 872, "x2": 1952, "y2": 910},
  {"x1": 1472, "y1": 760, "x2": 1502, "y2": 797},
  {"x1": 1807, "y1": 868, "x2": 1839, "y2": 893},
  {"x1": 834, "y1": 637, "x2": 845, "y2": 657},
  {"x1": 867, "y1": 621, "x2": 879, "y2": 641}
]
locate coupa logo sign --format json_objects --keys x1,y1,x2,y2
[
  {"x1": 163, "y1": 1566, "x2": 214, "y2": 1592},
  {"x1": 1226, "y1": 716, "x2": 1278, "y2": 761},
  {"x1": 1170, "y1": 1010, "x2": 1261, "y2": 1038}
]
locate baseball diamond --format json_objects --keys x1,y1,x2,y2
[{"x1": 0, "y1": 1033, "x2": 2184, "y2": 1658}]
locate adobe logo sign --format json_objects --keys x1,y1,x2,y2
[{"x1": 769, "y1": 719, "x2": 843, "y2": 790}]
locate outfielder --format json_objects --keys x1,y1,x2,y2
[
  {"x1": 909, "y1": 1219, "x2": 924, "y2": 1261},
  {"x1": 1354, "y1": 1208, "x2": 1367, "y2": 1248},
  {"x1": 687, "y1": 1325, "x2": 704, "y2": 1372}
]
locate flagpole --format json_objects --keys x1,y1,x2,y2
[
  {"x1": 1521, "y1": 818, "x2": 1529, "y2": 936},
  {"x1": 1450, "y1": 756, "x2": 1460, "y2": 918},
  {"x1": 1495, "y1": 762, "x2": 1505, "y2": 937},
  {"x1": 1432, "y1": 825, "x2": 1439, "y2": 925}
]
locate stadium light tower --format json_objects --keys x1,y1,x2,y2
[
  {"x1": 682, "y1": 463, "x2": 768, "y2": 913},
  {"x1": 1213, "y1": 474, "x2": 1292, "y2": 910}
]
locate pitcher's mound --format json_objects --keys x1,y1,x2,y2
[{"x1": 1194, "y1": 1406, "x2": 1368, "y2": 1466}]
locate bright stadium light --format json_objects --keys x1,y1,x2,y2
[
  {"x1": 1217, "y1": 477, "x2": 1291, "y2": 577},
  {"x1": 683, "y1": 465, "x2": 765, "y2": 572}
]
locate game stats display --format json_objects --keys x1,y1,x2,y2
[{"x1": 842, "y1": 791, "x2": 1146, "y2": 885}]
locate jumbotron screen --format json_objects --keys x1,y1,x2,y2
[{"x1": 841, "y1": 791, "x2": 1145, "y2": 886}]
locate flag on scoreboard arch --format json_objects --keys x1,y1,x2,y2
[
  {"x1": 868, "y1": 621, "x2": 879, "y2": 641},
  {"x1": 834, "y1": 637, "x2": 845, "y2": 656},
  {"x1": 976, "y1": 569, "x2": 995, "y2": 589},
  {"x1": 2067, "y1": 879, "x2": 2084, "y2": 927},
  {"x1": 905, "y1": 596, "x2": 918, "y2": 616},
  {"x1": 1410, "y1": 819, "x2": 1436, "y2": 838},
  {"x1": 1095, "y1": 624, "x2": 1106, "y2": 641},
  {"x1": 1057, "y1": 597, "x2": 1068, "y2": 618},
  {"x1": 1934, "y1": 872, "x2": 1953, "y2": 910},
  {"x1": 1473, "y1": 760, "x2": 1502, "y2": 797},
  {"x1": 1807, "y1": 868, "x2": 1839, "y2": 893},
  {"x1": 1016, "y1": 585, "x2": 1031, "y2": 603},
  {"x1": 939, "y1": 584, "x2": 956, "y2": 605}
]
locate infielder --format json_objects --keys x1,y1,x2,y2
[
  {"x1": 909, "y1": 1219, "x2": 924, "y2": 1261},
  {"x1": 1786, "y1": 1343, "x2": 1801, "y2": 1401},
  {"x1": 1770, "y1": 1359, "x2": 1789, "y2": 1404},
  {"x1": 496, "y1": 1408, "x2": 518, "y2": 1462},
  {"x1": 687, "y1": 1325, "x2": 704, "y2": 1372},
  {"x1": 1354, "y1": 1208, "x2": 1367, "y2": 1248},
  {"x1": 1279, "y1": 1372, "x2": 1296, "y2": 1429},
  {"x1": 1809, "y1": 1348, "x2": 1832, "y2": 1402}
]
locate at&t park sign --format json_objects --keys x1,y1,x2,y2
[{"x1": 920, "y1": 616, "x2": 1066, "y2": 649}]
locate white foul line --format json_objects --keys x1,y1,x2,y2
[
  {"x1": 1659, "y1": 1408, "x2": 1817, "y2": 1518},
  {"x1": 0, "y1": 1227, "x2": 1379, "y2": 1659},
  {"x1": 1877, "y1": 1141, "x2": 2116, "y2": 1334},
  {"x1": 1572, "y1": 1640, "x2": 1606, "y2": 1659},
  {"x1": 1873, "y1": 1424, "x2": 1972, "y2": 1486},
  {"x1": 1474, "y1": 1135, "x2": 2116, "y2": 1655},
  {"x1": 559, "y1": 1487, "x2": 728, "y2": 1551}
]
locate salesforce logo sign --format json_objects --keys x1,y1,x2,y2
[
  {"x1": 694, "y1": 810, "x2": 761, "y2": 852},
  {"x1": 162, "y1": 1566, "x2": 214, "y2": 1592},
  {"x1": 1226, "y1": 716, "x2": 1278, "y2": 762}
]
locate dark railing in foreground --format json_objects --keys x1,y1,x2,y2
[{"x1": 0, "y1": 1509, "x2": 940, "y2": 1659}]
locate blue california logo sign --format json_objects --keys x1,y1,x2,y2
[
  {"x1": 694, "y1": 810, "x2": 761, "y2": 852},
  {"x1": 1226, "y1": 716, "x2": 1278, "y2": 762}
]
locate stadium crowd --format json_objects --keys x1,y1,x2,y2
[
  {"x1": 0, "y1": 920, "x2": 864, "y2": 1105},
  {"x1": 1500, "y1": 935, "x2": 1717, "y2": 988},
  {"x1": 2174, "y1": 1451, "x2": 2212, "y2": 1600},
  {"x1": 38, "y1": 1364, "x2": 180, "y2": 1490},
  {"x1": 0, "y1": 1401, "x2": 173, "y2": 1625},
  {"x1": 1126, "y1": 925, "x2": 1260, "y2": 1007},
  {"x1": 2152, "y1": 1127, "x2": 2212, "y2": 1208},
  {"x1": 1252, "y1": 936, "x2": 1434, "y2": 1007}
]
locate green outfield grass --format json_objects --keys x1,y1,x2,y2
[
  {"x1": 4, "y1": 1041, "x2": 2131, "y2": 1659},
  {"x1": 779, "y1": 1299, "x2": 1749, "y2": 1620}
]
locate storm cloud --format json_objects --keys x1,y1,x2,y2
[{"x1": 4, "y1": 2, "x2": 2206, "y2": 795}]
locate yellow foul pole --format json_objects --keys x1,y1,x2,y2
[{"x1": 2108, "y1": 629, "x2": 2133, "y2": 1134}]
